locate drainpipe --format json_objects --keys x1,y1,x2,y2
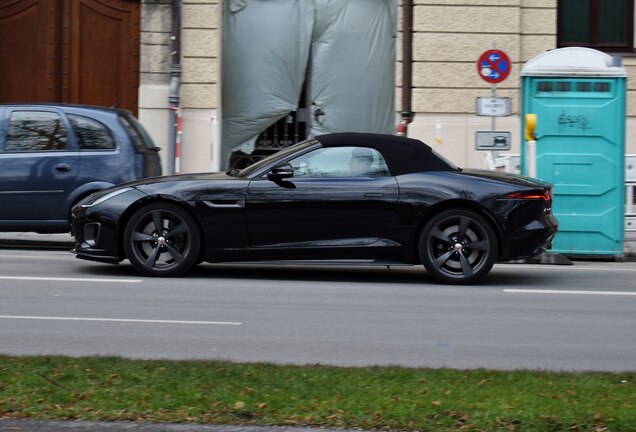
[
  {"x1": 167, "y1": 0, "x2": 182, "y2": 175},
  {"x1": 396, "y1": 0, "x2": 414, "y2": 136}
]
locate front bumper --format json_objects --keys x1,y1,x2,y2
[
  {"x1": 71, "y1": 188, "x2": 146, "y2": 264},
  {"x1": 72, "y1": 214, "x2": 121, "y2": 264}
]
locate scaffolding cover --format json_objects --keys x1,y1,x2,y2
[
  {"x1": 221, "y1": 0, "x2": 396, "y2": 168},
  {"x1": 310, "y1": 0, "x2": 396, "y2": 136},
  {"x1": 221, "y1": 0, "x2": 314, "y2": 165}
]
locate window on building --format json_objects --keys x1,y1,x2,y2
[{"x1": 558, "y1": 0, "x2": 634, "y2": 51}]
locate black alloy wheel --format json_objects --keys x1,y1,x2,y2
[
  {"x1": 123, "y1": 202, "x2": 201, "y2": 276},
  {"x1": 419, "y1": 209, "x2": 497, "y2": 284}
]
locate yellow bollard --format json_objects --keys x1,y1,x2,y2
[{"x1": 525, "y1": 114, "x2": 537, "y2": 177}]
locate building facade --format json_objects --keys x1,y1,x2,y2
[
  {"x1": 137, "y1": 0, "x2": 636, "y2": 175},
  {"x1": 2, "y1": 1, "x2": 633, "y2": 173}
]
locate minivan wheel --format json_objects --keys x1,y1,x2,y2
[
  {"x1": 123, "y1": 202, "x2": 200, "y2": 276},
  {"x1": 419, "y1": 209, "x2": 497, "y2": 284}
]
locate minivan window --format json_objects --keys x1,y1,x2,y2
[
  {"x1": 68, "y1": 114, "x2": 116, "y2": 150},
  {"x1": 4, "y1": 111, "x2": 68, "y2": 152}
]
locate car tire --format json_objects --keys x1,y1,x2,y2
[
  {"x1": 419, "y1": 208, "x2": 497, "y2": 284},
  {"x1": 123, "y1": 202, "x2": 201, "y2": 277}
]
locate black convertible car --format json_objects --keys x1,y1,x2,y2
[{"x1": 72, "y1": 133, "x2": 557, "y2": 284}]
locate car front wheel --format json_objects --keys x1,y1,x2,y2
[
  {"x1": 123, "y1": 202, "x2": 201, "y2": 276},
  {"x1": 419, "y1": 209, "x2": 497, "y2": 284}
]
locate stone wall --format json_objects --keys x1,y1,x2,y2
[
  {"x1": 139, "y1": 0, "x2": 220, "y2": 173},
  {"x1": 180, "y1": 0, "x2": 221, "y2": 172},
  {"x1": 400, "y1": 0, "x2": 557, "y2": 168},
  {"x1": 139, "y1": 0, "x2": 173, "y2": 173}
]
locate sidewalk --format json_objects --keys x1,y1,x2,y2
[
  {"x1": 625, "y1": 230, "x2": 636, "y2": 257},
  {"x1": 0, "y1": 231, "x2": 74, "y2": 249}
]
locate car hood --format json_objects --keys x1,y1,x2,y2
[
  {"x1": 129, "y1": 172, "x2": 251, "y2": 201},
  {"x1": 85, "y1": 172, "x2": 241, "y2": 202}
]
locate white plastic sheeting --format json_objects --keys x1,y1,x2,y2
[
  {"x1": 221, "y1": 0, "x2": 314, "y2": 165},
  {"x1": 222, "y1": 0, "x2": 396, "y2": 168},
  {"x1": 310, "y1": 0, "x2": 396, "y2": 136}
]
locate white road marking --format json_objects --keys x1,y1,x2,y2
[
  {"x1": 0, "y1": 315, "x2": 242, "y2": 326},
  {"x1": 504, "y1": 289, "x2": 636, "y2": 296},
  {"x1": 498, "y1": 264, "x2": 636, "y2": 272},
  {"x1": 0, "y1": 276, "x2": 142, "y2": 283}
]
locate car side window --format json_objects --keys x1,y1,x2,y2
[
  {"x1": 289, "y1": 146, "x2": 390, "y2": 178},
  {"x1": 68, "y1": 114, "x2": 116, "y2": 150},
  {"x1": 4, "y1": 111, "x2": 68, "y2": 152},
  {"x1": 289, "y1": 147, "x2": 350, "y2": 177},
  {"x1": 349, "y1": 147, "x2": 390, "y2": 177}
]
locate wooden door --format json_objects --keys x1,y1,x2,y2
[
  {"x1": 0, "y1": 0, "x2": 140, "y2": 114},
  {"x1": 0, "y1": 0, "x2": 58, "y2": 102}
]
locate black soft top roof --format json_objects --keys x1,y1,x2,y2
[{"x1": 315, "y1": 132, "x2": 455, "y2": 175}]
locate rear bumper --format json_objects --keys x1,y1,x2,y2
[{"x1": 501, "y1": 214, "x2": 558, "y2": 261}]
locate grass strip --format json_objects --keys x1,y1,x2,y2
[{"x1": 1, "y1": 356, "x2": 635, "y2": 431}]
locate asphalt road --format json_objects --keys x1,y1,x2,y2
[{"x1": 1, "y1": 248, "x2": 635, "y2": 372}]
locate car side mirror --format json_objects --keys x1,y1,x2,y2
[{"x1": 267, "y1": 163, "x2": 294, "y2": 181}]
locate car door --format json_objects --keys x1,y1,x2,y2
[
  {"x1": 245, "y1": 146, "x2": 399, "y2": 259},
  {"x1": 0, "y1": 108, "x2": 78, "y2": 226}
]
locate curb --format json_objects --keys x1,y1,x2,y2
[
  {"x1": 0, "y1": 419, "x2": 345, "y2": 432},
  {"x1": 0, "y1": 233, "x2": 74, "y2": 250}
]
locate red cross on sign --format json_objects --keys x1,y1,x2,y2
[{"x1": 477, "y1": 49, "x2": 511, "y2": 84}]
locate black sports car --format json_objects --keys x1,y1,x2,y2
[{"x1": 71, "y1": 133, "x2": 557, "y2": 284}]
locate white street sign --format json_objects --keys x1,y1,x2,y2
[
  {"x1": 475, "y1": 131, "x2": 511, "y2": 150},
  {"x1": 475, "y1": 97, "x2": 512, "y2": 117}
]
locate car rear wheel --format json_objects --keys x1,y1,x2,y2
[
  {"x1": 123, "y1": 202, "x2": 200, "y2": 276},
  {"x1": 419, "y1": 209, "x2": 497, "y2": 284}
]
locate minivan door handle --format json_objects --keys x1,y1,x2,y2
[{"x1": 55, "y1": 164, "x2": 71, "y2": 172}]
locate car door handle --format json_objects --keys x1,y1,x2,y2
[
  {"x1": 55, "y1": 164, "x2": 71, "y2": 172},
  {"x1": 364, "y1": 193, "x2": 384, "y2": 198}
]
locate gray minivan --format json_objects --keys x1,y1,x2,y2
[{"x1": 0, "y1": 104, "x2": 161, "y2": 233}]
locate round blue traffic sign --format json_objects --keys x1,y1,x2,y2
[{"x1": 477, "y1": 49, "x2": 511, "y2": 84}]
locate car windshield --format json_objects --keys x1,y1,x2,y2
[{"x1": 231, "y1": 139, "x2": 319, "y2": 177}]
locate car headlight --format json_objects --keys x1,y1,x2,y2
[{"x1": 81, "y1": 187, "x2": 134, "y2": 208}]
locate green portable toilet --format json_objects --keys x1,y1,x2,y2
[{"x1": 521, "y1": 47, "x2": 627, "y2": 258}]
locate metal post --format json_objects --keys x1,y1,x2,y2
[
  {"x1": 397, "y1": 0, "x2": 414, "y2": 135},
  {"x1": 488, "y1": 42, "x2": 497, "y2": 166},
  {"x1": 167, "y1": 0, "x2": 182, "y2": 175}
]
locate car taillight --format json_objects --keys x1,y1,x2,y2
[
  {"x1": 505, "y1": 190, "x2": 551, "y2": 201},
  {"x1": 505, "y1": 189, "x2": 552, "y2": 212}
]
